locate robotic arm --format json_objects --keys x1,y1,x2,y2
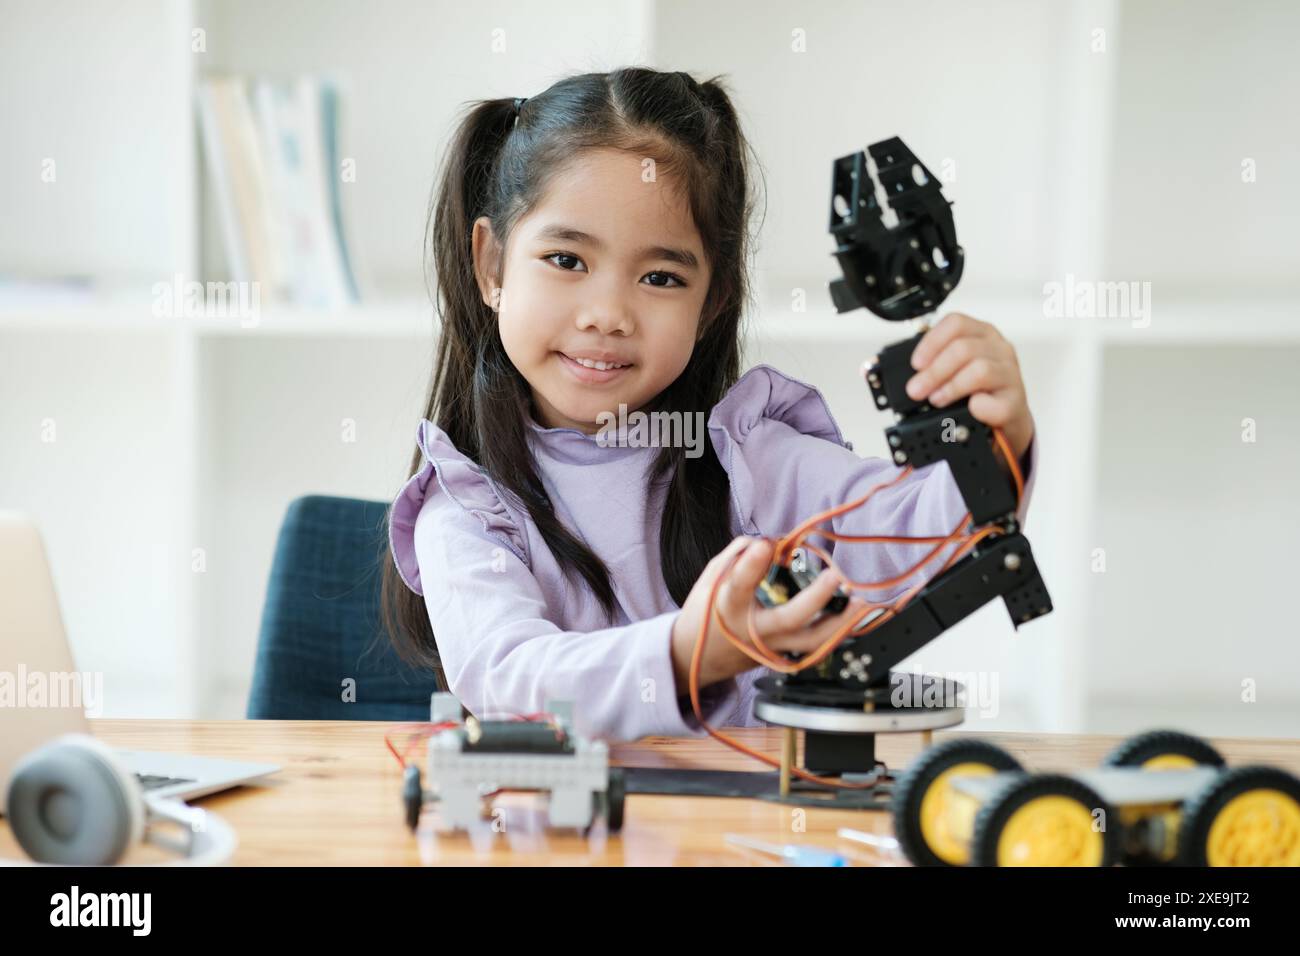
[{"x1": 754, "y1": 136, "x2": 1053, "y2": 704}]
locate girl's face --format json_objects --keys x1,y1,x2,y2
[{"x1": 472, "y1": 148, "x2": 712, "y2": 434}]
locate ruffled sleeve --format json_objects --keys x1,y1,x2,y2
[
  {"x1": 388, "y1": 420, "x2": 529, "y2": 595},
  {"x1": 707, "y1": 364, "x2": 854, "y2": 536}
]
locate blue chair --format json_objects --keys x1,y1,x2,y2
[{"x1": 246, "y1": 495, "x2": 442, "y2": 720}]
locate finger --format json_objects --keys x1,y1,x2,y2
[
  {"x1": 929, "y1": 356, "x2": 1011, "y2": 407},
  {"x1": 706, "y1": 535, "x2": 760, "y2": 576},
  {"x1": 770, "y1": 598, "x2": 871, "y2": 654},
  {"x1": 717, "y1": 538, "x2": 773, "y2": 613},
  {"x1": 758, "y1": 568, "x2": 845, "y2": 632},
  {"x1": 906, "y1": 334, "x2": 981, "y2": 400},
  {"x1": 967, "y1": 389, "x2": 1023, "y2": 429},
  {"x1": 910, "y1": 312, "x2": 990, "y2": 371}
]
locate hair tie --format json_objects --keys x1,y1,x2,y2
[{"x1": 512, "y1": 97, "x2": 528, "y2": 117}]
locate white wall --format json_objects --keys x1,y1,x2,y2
[
  {"x1": 0, "y1": 0, "x2": 195, "y2": 281},
  {"x1": 656, "y1": 0, "x2": 1067, "y2": 299}
]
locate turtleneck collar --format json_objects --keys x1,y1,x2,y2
[{"x1": 523, "y1": 410, "x2": 677, "y2": 468}]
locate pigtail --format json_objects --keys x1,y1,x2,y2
[
  {"x1": 425, "y1": 98, "x2": 518, "y2": 454},
  {"x1": 380, "y1": 99, "x2": 518, "y2": 684}
]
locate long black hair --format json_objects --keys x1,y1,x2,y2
[{"x1": 382, "y1": 68, "x2": 764, "y2": 687}]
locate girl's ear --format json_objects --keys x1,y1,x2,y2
[{"x1": 471, "y1": 216, "x2": 505, "y2": 311}]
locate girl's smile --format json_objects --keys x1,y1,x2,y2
[{"x1": 555, "y1": 349, "x2": 636, "y2": 385}]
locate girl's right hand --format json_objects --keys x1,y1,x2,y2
[{"x1": 669, "y1": 535, "x2": 869, "y2": 693}]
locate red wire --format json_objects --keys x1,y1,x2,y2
[{"x1": 384, "y1": 713, "x2": 565, "y2": 768}]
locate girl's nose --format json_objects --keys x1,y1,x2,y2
[{"x1": 575, "y1": 300, "x2": 635, "y2": 337}]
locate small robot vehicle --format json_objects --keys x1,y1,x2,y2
[
  {"x1": 891, "y1": 729, "x2": 1300, "y2": 866},
  {"x1": 403, "y1": 693, "x2": 625, "y2": 835}
]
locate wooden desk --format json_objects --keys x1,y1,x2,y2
[{"x1": 4, "y1": 722, "x2": 1298, "y2": 866}]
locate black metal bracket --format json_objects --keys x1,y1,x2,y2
[
  {"x1": 787, "y1": 530, "x2": 1052, "y2": 695},
  {"x1": 868, "y1": 331, "x2": 1018, "y2": 525},
  {"x1": 827, "y1": 137, "x2": 964, "y2": 322}
]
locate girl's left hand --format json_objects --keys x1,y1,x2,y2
[{"x1": 904, "y1": 311, "x2": 1035, "y2": 463}]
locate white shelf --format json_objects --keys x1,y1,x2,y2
[
  {"x1": 7, "y1": 290, "x2": 1297, "y2": 346},
  {"x1": 753, "y1": 294, "x2": 1300, "y2": 346},
  {"x1": 0, "y1": 294, "x2": 436, "y2": 338}
]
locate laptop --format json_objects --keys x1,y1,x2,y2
[{"x1": 0, "y1": 511, "x2": 280, "y2": 810}]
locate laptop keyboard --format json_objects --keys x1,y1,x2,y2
[{"x1": 134, "y1": 773, "x2": 197, "y2": 791}]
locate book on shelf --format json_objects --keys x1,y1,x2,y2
[{"x1": 197, "y1": 75, "x2": 360, "y2": 309}]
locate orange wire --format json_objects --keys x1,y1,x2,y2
[
  {"x1": 773, "y1": 466, "x2": 916, "y2": 564},
  {"x1": 687, "y1": 425, "x2": 1024, "y2": 790}
]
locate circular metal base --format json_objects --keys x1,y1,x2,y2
[
  {"x1": 754, "y1": 697, "x2": 963, "y2": 733},
  {"x1": 753, "y1": 673, "x2": 968, "y2": 734},
  {"x1": 751, "y1": 673, "x2": 967, "y2": 810}
]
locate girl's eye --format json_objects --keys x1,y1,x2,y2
[
  {"x1": 543, "y1": 252, "x2": 586, "y2": 272},
  {"x1": 542, "y1": 252, "x2": 685, "y2": 288},
  {"x1": 643, "y1": 271, "x2": 686, "y2": 289}
]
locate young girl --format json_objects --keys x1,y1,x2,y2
[{"x1": 383, "y1": 67, "x2": 1038, "y2": 742}]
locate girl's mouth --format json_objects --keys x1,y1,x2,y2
[{"x1": 556, "y1": 351, "x2": 634, "y2": 384}]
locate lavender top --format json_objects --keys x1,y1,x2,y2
[{"x1": 388, "y1": 364, "x2": 1038, "y2": 742}]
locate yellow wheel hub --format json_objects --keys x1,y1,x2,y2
[
  {"x1": 1142, "y1": 754, "x2": 1198, "y2": 770},
  {"x1": 1205, "y1": 789, "x2": 1300, "y2": 866},
  {"x1": 997, "y1": 795, "x2": 1104, "y2": 866},
  {"x1": 919, "y1": 763, "x2": 996, "y2": 865}
]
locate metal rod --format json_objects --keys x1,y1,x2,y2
[{"x1": 779, "y1": 726, "x2": 795, "y2": 798}]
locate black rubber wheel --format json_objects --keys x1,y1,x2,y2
[
  {"x1": 1101, "y1": 731, "x2": 1226, "y2": 865},
  {"x1": 891, "y1": 738, "x2": 1023, "y2": 867},
  {"x1": 971, "y1": 773, "x2": 1119, "y2": 867},
  {"x1": 605, "y1": 768, "x2": 626, "y2": 833},
  {"x1": 402, "y1": 764, "x2": 423, "y2": 832},
  {"x1": 1177, "y1": 765, "x2": 1300, "y2": 866},
  {"x1": 1102, "y1": 730, "x2": 1225, "y2": 770}
]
